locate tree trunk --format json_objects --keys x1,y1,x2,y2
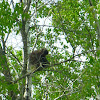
[{"x1": 20, "y1": 0, "x2": 32, "y2": 99}]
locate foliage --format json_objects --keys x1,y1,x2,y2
[{"x1": 0, "y1": 0, "x2": 100, "y2": 100}]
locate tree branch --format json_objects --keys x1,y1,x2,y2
[
  {"x1": 13, "y1": 49, "x2": 99, "y2": 83},
  {"x1": 6, "y1": 47, "x2": 23, "y2": 68}
]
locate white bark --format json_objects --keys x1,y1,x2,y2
[{"x1": 21, "y1": 0, "x2": 32, "y2": 99}]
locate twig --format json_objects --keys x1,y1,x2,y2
[{"x1": 6, "y1": 47, "x2": 23, "y2": 68}]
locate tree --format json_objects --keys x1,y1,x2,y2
[{"x1": 0, "y1": 0, "x2": 100, "y2": 100}]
